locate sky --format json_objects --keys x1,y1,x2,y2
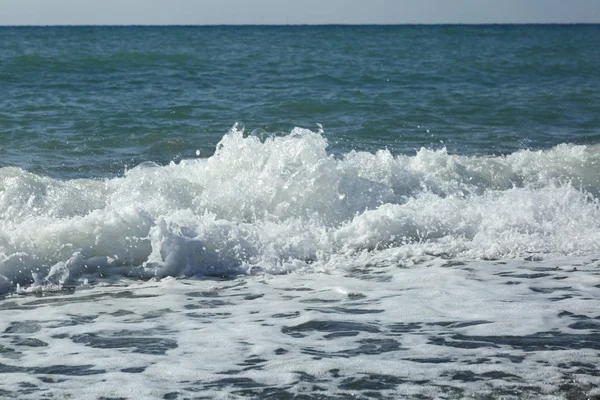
[{"x1": 1, "y1": 0, "x2": 599, "y2": 25}]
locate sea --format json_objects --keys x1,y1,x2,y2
[{"x1": 1, "y1": 24, "x2": 599, "y2": 399}]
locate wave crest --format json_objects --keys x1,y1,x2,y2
[{"x1": 1, "y1": 125, "x2": 599, "y2": 294}]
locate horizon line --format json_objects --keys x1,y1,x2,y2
[{"x1": 1, "y1": 22, "x2": 599, "y2": 27}]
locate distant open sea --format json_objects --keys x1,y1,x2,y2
[{"x1": 1, "y1": 25, "x2": 600, "y2": 399}]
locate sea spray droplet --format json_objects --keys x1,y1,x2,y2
[
  {"x1": 250, "y1": 128, "x2": 271, "y2": 142},
  {"x1": 231, "y1": 121, "x2": 245, "y2": 134}
]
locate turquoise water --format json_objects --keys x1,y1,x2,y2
[
  {"x1": 1, "y1": 25, "x2": 600, "y2": 399},
  {"x1": 1, "y1": 25, "x2": 599, "y2": 178}
]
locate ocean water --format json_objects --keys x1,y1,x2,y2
[{"x1": 1, "y1": 25, "x2": 600, "y2": 399}]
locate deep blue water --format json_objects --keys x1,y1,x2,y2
[{"x1": 1, "y1": 25, "x2": 599, "y2": 178}]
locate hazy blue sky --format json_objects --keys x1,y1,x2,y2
[{"x1": 1, "y1": 0, "x2": 599, "y2": 25}]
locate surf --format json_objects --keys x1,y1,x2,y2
[{"x1": 1, "y1": 124, "x2": 599, "y2": 295}]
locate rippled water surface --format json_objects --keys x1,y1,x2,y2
[{"x1": 1, "y1": 25, "x2": 600, "y2": 399}]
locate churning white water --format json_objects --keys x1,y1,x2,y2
[{"x1": 1, "y1": 125, "x2": 599, "y2": 294}]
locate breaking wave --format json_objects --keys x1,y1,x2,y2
[{"x1": 1, "y1": 124, "x2": 599, "y2": 294}]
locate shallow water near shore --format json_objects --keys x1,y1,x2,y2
[{"x1": 2, "y1": 256, "x2": 600, "y2": 399}]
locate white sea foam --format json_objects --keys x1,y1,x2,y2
[
  {"x1": 1, "y1": 125, "x2": 599, "y2": 294},
  {"x1": 1, "y1": 258, "x2": 599, "y2": 399}
]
